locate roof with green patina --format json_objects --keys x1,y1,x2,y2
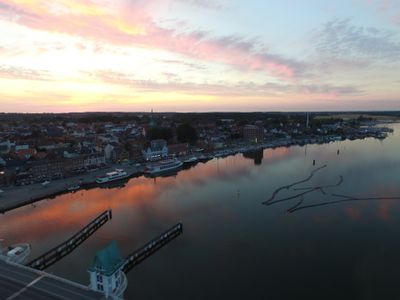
[{"x1": 88, "y1": 241, "x2": 125, "y2": 276}]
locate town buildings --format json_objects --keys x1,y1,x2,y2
[
  {"x1": 243, "y1": 125, "x2": 264, "y2": 142},
  {"x1": 0, "y1": 112, "x2": 392, "y2": 187}
]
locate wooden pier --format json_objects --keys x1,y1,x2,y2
[
  {"x1": 122, "y1": 222, "x2": 183, "y2": 273},
  {"x1": 27, "y1": 209, "x2": 112, "y2": 271}
]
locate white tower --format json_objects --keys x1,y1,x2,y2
[
  {"x1": 88, "y1": 241, "x2": 127, "y2": 300},
  {"x1": 306, "y1": 112, "x2": 310, "y2": 129}
]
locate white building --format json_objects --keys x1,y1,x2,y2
[
  {"x1": 88, "y1": 241, "x2": 127, "y2": 300},
  {"x1": 142, "y1": 139, "x2": 168, "y2": 161},
  {"x1": 104, "y1": 144, "x2": 116, "y2": 162}
]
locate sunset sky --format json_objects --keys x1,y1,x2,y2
[{"x1": 0, "y1": 0, "x2": 399, "y2": 112}]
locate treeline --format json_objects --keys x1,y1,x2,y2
[
  {"x1": 146, "y1": 123, "x2": 198, "y2": 144},
  {"x1": 1, "y1": 111, "x2": 400, "y2": 124}
]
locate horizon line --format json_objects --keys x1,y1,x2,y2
[{"x1": 1, "y1": 109, "x2": 400, "y2": 115}]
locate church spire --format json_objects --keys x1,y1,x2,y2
[{"x1": 149, "y1": 108, "x2": 156, "y2": 127}]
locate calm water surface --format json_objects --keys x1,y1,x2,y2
[{"x1": 2, "y1": 124, "x2": 400, "y2": 300}]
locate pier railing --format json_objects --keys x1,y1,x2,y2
[
  {"x1": 122, "y1": 222, "x2": 183, "y2": 273},
  {"x1": 27, "y1": 209, "x2": 112, "y2": 270}
]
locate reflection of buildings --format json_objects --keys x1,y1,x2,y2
[{"x1": 243, "y1": 149, "x2": 263, "y2": 165}]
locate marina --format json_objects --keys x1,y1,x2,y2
[{"x1": 0, "y1": 123, "x2": 399, "y2": 299}]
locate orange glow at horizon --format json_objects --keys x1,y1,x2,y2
[{"x1": 0, "y1": 0, "x2": 399, "y2": 111}]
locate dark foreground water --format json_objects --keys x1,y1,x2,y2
[{"x1": 2, "y1": 124, "x2": 400, "y2": 300}]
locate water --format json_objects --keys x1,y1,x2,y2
[{"x1": 1, "y1": 124, "x2": 400, "y2": 299}]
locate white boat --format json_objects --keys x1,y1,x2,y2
[
  {"x1": 41, "y1": 180, "x2": 50, "y2": 187},
  {"x1": 376, "y1": 132, "x2": 387, "y2": 139},
  {"x1": 183, "y1": 156, "x2": 198, "y2": 165},
  {"x1": 0, "y1": 240, "x2": 31, "y2": 264},
  {"x1": 144, "y1": 159, "x2": 183, "y2": 176},
  {"x1": 96, "y1": 169, "x2": 129, "y2": 184},
  {"x1": 67, "y1": 185, "x2": 80, "y2": 192},
  {"x1": 197, "y1": 154, "x2": 209, "y2": 162}
]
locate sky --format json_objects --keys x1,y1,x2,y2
[{"x1": 0, "y1": 0, "x2": 399, "y2": 112}]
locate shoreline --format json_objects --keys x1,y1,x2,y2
[
  {"x1": 0, "y1": 164, "x2": 144, "y2": 214},
  {"x1": 0, "y1": 127, "x2": 394, "y2": 214}
]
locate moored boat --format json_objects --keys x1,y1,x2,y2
[
  {"x1": 144, "y1": 159, "x2": 183, "y2": 176},
  {"x1": 96, "y1": 169, "x2": 129, "y2": 184},
  {"x1": 0, "y1": 240, "x2": 31, "y2": 264},
  {"x1": 67, "y1": 185, "x2": 81, "y2": 192},
  {"x1": 376, "y1": 132, "x2": 387, "y2": 139},
  {"x1": 214, "y1": 152, "x2": 223, "y2": 158},
  {"x1": 182, "y1": 156, "x2": 198, "y2": 165},
  {"x1": 41, "y1": 180, "x2": 50, "y2": 187},
  {"x1": 197, "y1": 154, "x2": 209, "y2": 163}
]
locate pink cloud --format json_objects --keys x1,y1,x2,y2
[{"x1": 1, "y1": 0, "x2": 300, "y2": 78}]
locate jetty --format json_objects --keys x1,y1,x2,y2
[
  {"x1": 87, "y1": 222, "x2": 183, "y2": 299},
  {"x1": 27, "y1": 210, "x2": 112, "y2": 270},
  {"x1": 122, "y1": 222, "x2": 183, "y2": 273}
]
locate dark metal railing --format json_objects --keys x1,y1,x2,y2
[
  {"x1": 122, "y1": 223, "x2": 183, "y2": 273},
  {"x1": 27, "y1": 210, "x2": 112, "y2": 270}
]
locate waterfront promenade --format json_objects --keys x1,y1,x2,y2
[
  {"x1": 0, "y1": 164, "x2": 144, "y2": 214},
  {"x1": 0, "y1": 127, "x2": 393, "y2": 214}
]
